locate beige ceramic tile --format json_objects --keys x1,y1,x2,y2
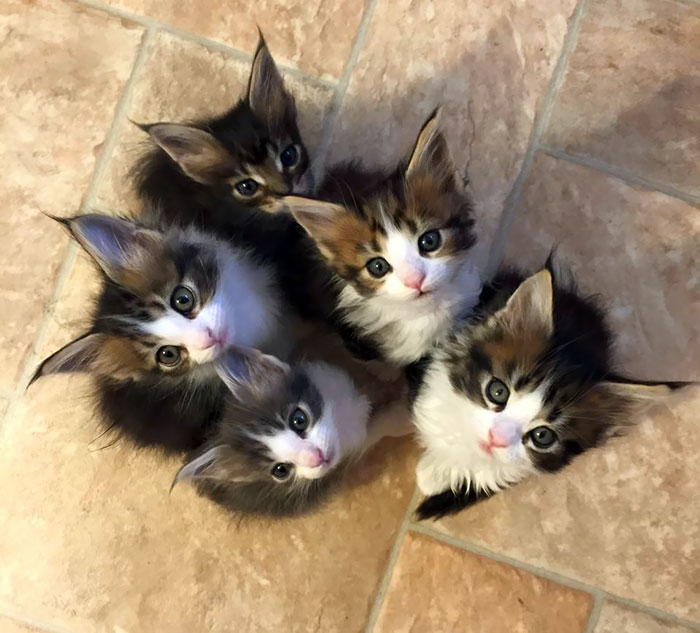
[
  {"x1": 502, "y1": 153, "x2": 700, "y2": 380},
  {"x1": 595, "y1": 602, "x2": 696, "y2": 633},
  {"x1": 0, "y1": 615, "x2": 49, "y2": 633},
  {"x1": 546, "y1": 0, "x2": 700, "y2": 196},
  {"x1": 0, "y1": 369, "x2": 417, "y2": 632},
  {"x1": 103, "y1": 0, "x2": 367, "y2": 79},
  {"x1": 326, "y1": 0, "x2": 578, "y2": 266},
  {"x1": 374, "y1": 531, "x2": 592, "y2": 633},
  {"x1": 95, "y1": 32, "x2": 335, "y2": 214},
  {"x1": 0, "y1": 0, "x2": 143, "y2": 392}
]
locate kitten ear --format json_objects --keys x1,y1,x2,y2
[
  {"x1": 28, "y1": 333, "x2": 105, "y2": 386},
  {"x1": 283, "y1": 196, "x2": 345, "y2": 242},
  {"x1": 601, "y1": 377, "x2": 692, "y2": 404},
  {"x1": 143, "y1": 123, "x2": 233, "y2": 184},
  {"x1": 247, "y1": 33, "x2": 295, "y2": 130},
  {"x1": 61, "y1": 214, "x2": 161, "y2": 283},
  {"x1": 405, "y1": 109, "x2": 457, "y2": 190},
  {"x1": 216, "y1": 346, "x2": 290, "y2": 401},
  {"x1": 498, "y1": 269, "x2": 554, "y2": 336},
  {"x1": 171, "y1": 445, "x2": 253, "y2": 491}
]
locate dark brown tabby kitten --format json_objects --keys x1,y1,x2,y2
[
  {"x1": 280, "y1": 111, "x2": 482, "y2": 365},
  {"x1": 409, "y1": 260, "x2": 690, "y2": 519}
]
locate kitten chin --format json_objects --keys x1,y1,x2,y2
[{"x1": 410, "y1": 261, "x2": 692, "y2": 520}]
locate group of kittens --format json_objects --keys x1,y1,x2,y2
[{"x1": 32, "y1": 35, "x2": 687, "y2": 520}]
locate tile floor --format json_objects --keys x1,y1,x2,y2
[{"x1": 0, "y1": 0, "x2": 698, "y2": 631}]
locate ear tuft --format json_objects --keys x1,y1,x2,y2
[
  {"x1": 406, "y1": 108, "x2": 457, "y2": 190},
  {"x1": 499, "y1": 269, "x2": 554, "y2": 336},
  {"x1": 247, "y1": 34, "x2": 293, "y2": 130},
  {"x1": 28, "y1": 333, "x2": 105, "y2": 388}
]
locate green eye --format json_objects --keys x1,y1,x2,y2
[
  {"x1": 486, "y1": 378, "x2": 509, "y2": 405},
  {"x1": 529, "y1": 426, "x2": 557, "y2": 448},
  {"x1": 366, "y1": 257, "x2": 391, "y2": 278},
  {"x1": 171, "y1": 285, "x2": 195, "y2": 314},
  {"x1": 156, "y1": 345, "x2": 181, "y2": 367}
]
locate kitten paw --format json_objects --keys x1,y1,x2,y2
[{"x1": 416, "y1": 456, "x2": 451, "y2": 496}]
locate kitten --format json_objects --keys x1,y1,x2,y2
[
  {"x1": 132, "y1": 32, "x2": 312, "y2": 230},
  {"x1": 280, "y1": 110, "x2": 482, "y2": 365},
  {"x1": 30, "y1": 213, "x2": 286, "y2": 452},
  {"x1": 409, "y1": 263, "x2": 690, "y2": 520},
  {"x1": 172, "y1": 346, "x2": 410, "y2": 517}
]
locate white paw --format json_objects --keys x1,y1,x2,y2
[{"x1": 416, "y1": 455, "x2": 450, "y2": 496}]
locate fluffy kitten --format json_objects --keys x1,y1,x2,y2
[
  {"x1": 172, "y1": 346, "x2": 409, "y2": 517},
  {"x1": 409, "y1": 263, "x2": 689, "y2": 520},
  {"x1": 133, "y1": 32, "x2": 311, "y2": 229},
  {"x1": 280, "y1": 111, "x2": 482, "y2": 365},
  {"x1": 30, "y1": 213, "x2": 286, "y2": 451}
]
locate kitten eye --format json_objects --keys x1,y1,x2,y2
[
  {"x1": 289, "y1": 407, "x2": 309, "y2": 433},
  {"x1": 486, "y1": 378, "x2": 510, "y2": 405},
  {"x1": 271, "y1": 463, "x2": 292, "y2": 480},
  {"x1": 418, "y1": 229, "x2": 442, "y2": 254},
  {"x1": 279, "y1": 144, "x2": 299, "y2": 168},
  {"x1": 170, "y1": 285, "x2": 195, "y2": 314},
  {"x1": 366, "y1": 257, "x2": 392, "y2": 278},
  {"x1": 529, "y1": 426, "x2": 557, "y2": 449},
  {"x1": 157, "y1": 346, "x2": 182, "y2": 367},
  {"x1": 235, "y1": 179, "x2": 259, "y2": 197}
]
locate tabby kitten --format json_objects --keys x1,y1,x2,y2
[
  {"x1": 280, "y1": 111, "x2": 482, "y2": 365},
  {"x1": 31, "y1": 213, "x2": 285, "y2": 451},
  {"x1": 172, "y1": 346, "x2": 410, "y2": 517},
  {"x1": 133, "y1": 32, "x2": 311, "y2": 229},
  {"x1": 409, "y1": 264, "x2": 689, "y2": 520}
]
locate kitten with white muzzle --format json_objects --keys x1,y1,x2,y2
[
  {"x1": 30, "y1": 213, "x2": 287, "y2": 451},
  {"x1": 409, "y1": 262, "x2": 691, "y2": 519},
  {"x1": 280, "y1": 110, "x2": 482, "y2": 365}
]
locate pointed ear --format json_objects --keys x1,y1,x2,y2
[
  {"x1": 216, "y1": 346, "x2": 290, "y2": 402},
  {"x1": 29, "y1": 333, "x2": 105, "y2": 386},
  {"x1": 498, "y1": 269, "x2": 554, "y2": 336},
  {"x1": 247, "y1": 33, "x2": 294, "y2": 129},
  {"x1": 283, "y1": 195, "x2": 345, "y2": 243},
  {"x1": 405, "y1": 109, "x2": 457, "y2": 190},
  {"x1": 171, "y1": 445, "x2": 253, "y2": 491},
  {"x1": 602, "y1": 377, "x2": 693, "y2": 404},
  {"x1": 144, "y1": 123, "x2": 233, "y2": 184},
  {"x1": 62, "y1": 214, "x2": 161, "y2": 283}
]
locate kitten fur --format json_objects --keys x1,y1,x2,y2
[
  {"x1": 133, "y1": 32, "x2": 311, "y2": 230},
  {"x1": 409, "y1": 260, "x2": 689, "y2": 520},
  {"x1": 280, "y1": 110, "x2": 482, "y2": 366},
  {"x1": 30, "y1": 213, "x2": 286, "y2": 452}
]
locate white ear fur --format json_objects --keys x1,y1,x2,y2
[
  {"x1": 498, "y1": 269, "x2": 554, "y2": 336},
  {"x1": 170, "y1": 445, "x2": 231, "y2": 491},
  {"x1": 216, "y1": 346, "x2": 290, "y2": 401}
]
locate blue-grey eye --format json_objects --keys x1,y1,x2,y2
[
  {"x1": 289, "y1": 407, "x2": 309, "y2": 433},
  {"x1": 529, "y1": 426, "x2": 557, "y2": 448},
  {"x1": 486, "y1": 378, "x2": 509, "y2": 405},
  {"x1": 157, "y1": 346, "x2": 181, "y2": 367},
  {"x1": 235, "y1": 178, "x2": 258, "y2": 197},
  {"x1": 271, "y1": 462, "x2": 292, "y2": 480},
  {"x1": 418, "y1": 229, "x2": 441, "y2": 253},
  {"x1": 280, "y1": 144, "x2": 299, "y2": 168},
  {"x1": 366, "y1": 257, "x2": 391, "y2": 278},
  {"x1": 171, "y1": 285, "x2": 194, "y2": 314}
]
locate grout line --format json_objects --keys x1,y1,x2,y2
[
  {"x1": 74, "y1": 0, "x2": 337, "y2": 90},
  {"x1": 82, "y1": 27, "x2": 154, "y2": 210},
  {"x1": 0, "y1": 607, "x2": 75, "y2": 633},
  {"x1": 313, "y1": 0, "x2": 380, "y2": 175},
  {"x1": 583, "y1": 592, "x2": 605, "y2": 633},
  {"x1": 363, "y1": 487, "x2": 420, "y2": 633},
  {"x1": 485, "y1": 0, "x2": 589, "y2": 278},
  {"x1": 408, "y1": 523, "x2": 700, "y2": 631},
  {"x1": 539, "y1": 144, "x2": 700, "y2": 207}
]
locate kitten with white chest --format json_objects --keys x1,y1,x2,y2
[
  {"x1": 31, "y1": 213, "x2": 288, "y2": 451},
  {"x1": 409, "y1": 263, "x2": 690, "y2": 519},
  {"x1": 280, "y1": 111, "x2": 482, "y2": 365},
  {"x1": 172, "y1": 346, "x2": 410, "y2": 517}
]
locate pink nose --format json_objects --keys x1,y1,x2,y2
[
  {"x1": 297, "y1": 447, "x2": 326, "y2": 468},
  {"x1": 401, "y1": 271, "x2": 425, "y2": 291},
  {"x1": 489, "y1": 420, "x2": 521, "y2": 448}
]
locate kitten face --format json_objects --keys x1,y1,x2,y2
[
  {"x1": 31, "y1": 214, "x2": 279, "y2": 383},
  {"x1": 284, "y1": 111, "x2": 477, "y2": 308},
  {"x1": 139, "y1": 34, "x2": 310, "y2": 211},
  {"x1": 173, "y1": 348, "x2": 371, "y2": 516}
]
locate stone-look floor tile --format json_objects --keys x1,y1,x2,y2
[
  {"x1": 374, "y1": 531, "x2": 592, "y2": 633},
  {"x1": 326, "y1": 0, "x2": 578, "y2": 266},
  {"x1": 0, "y1": 368, "x2": 417, "y2": 633},
  {"x1": 103, "y1": 0, "x2": 366, "y2": 79},
  {"x1": 502, "y1": 153, "x2": 700, "y2": 380},
  {"x1": 0, "y1": 1, "x2": 143, "y2": 393},
  {"x1": 545, "y1": 0, "x2": 700, "y2": 196},
  {"x1": 95, "y1": 32, "x2": 335, "y2": 214},
  {"x1": 595, "y1": 602, "x2": 696, "y2": 633},
  {"x1": 0, "y1": 615, "x2": 50, "y2": 633}
]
